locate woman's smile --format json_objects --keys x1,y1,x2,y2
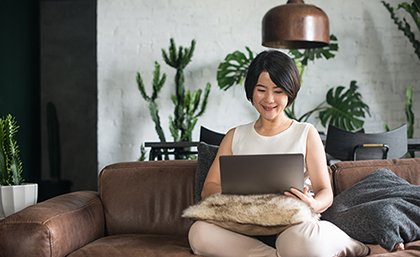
[{"x1": 262, "y1": 105, "x2": 277, "y2": 112}]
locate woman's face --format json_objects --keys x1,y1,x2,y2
[{"x1": 252, "y1": 71, "x2": 289, "y2": 121}]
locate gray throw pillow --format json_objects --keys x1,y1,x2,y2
[
  {"x1": 322, "y1": 168, "x2": 420, "y2": 251},
  {"x1": 195, "y1": 142, "x2": 218, "y2": 202}
]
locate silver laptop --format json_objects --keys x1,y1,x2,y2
[{"x1": 219, "y1": 153, "x2": 304, "y2": 195}]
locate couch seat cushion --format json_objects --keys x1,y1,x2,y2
[
  {"x1": 367, "y1": 240, "x2": 420, "y2": 256},
  {"x1": 67, "y1": 234, "x2": 200, "y2": 257}
]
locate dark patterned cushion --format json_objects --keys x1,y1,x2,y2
[{"x1": 195, "y1": 142, "x2": 218, "y2": 202}]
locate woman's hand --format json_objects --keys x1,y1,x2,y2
[{"x1": 284, "y1": 186, "x2": 317, "y2": 210}]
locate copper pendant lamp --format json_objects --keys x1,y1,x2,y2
[{"x1": 262, "y1": 0, "x2": 330, "y2": 49}]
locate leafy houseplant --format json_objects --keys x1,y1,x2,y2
[
  {"x1": 382, "y1": 0, "x2": 418, "y2": 138},
  {"x1": 0, "y1": 114, "x2": 37, "y2": 217},
  {"x1": 382, "y1": 0, "x2": 420, "y2": 61},
  {"x1": 216, "y1": 35, "x2": 371, "y2": 132}
]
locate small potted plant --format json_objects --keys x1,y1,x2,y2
[{"x1": 0, "y1": 114, "x2": 37, "y2": 218}]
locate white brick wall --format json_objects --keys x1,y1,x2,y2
[{"x1": 98, "y1": 0, "x2": 420, "y2": 170}]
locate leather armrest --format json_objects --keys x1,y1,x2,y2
[{"x1": 0, "y1": 191, "x2": 104, "y2": 257}]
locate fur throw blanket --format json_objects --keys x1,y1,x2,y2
[{"x1": 183, "y1": 194, "x2": 319, "y2": 236}]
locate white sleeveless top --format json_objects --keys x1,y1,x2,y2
[{"x1": 232, "y1": 120, "x2": 313, "y2": 176}]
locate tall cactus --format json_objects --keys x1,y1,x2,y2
[
  {"x1": 162, "y1": 38, "x2": 211, "y2": 142},
  {"x1": 136, "y1": 61, "x2": 167, "y2": 142},
  {"x1": 135, "y1": 39, "x2": 212, "y2": 160}
]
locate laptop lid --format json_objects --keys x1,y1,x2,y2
[{"x1": 219, "y1": 153, "x2": 304, "y2": 195}]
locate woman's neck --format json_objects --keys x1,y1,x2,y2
[{"x1": 254, "y1": 114, "x2": 293, "y2": 136}]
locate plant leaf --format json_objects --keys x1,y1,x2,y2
[
  {"x1": 217, "y1": 47, "x2": 254, "y2": 90},
  {"x1": 288, "y1": 35, "x2": 339, "y2": 66},
  {"x1": 318, "y1": 81, "x2": 370, "y2": 131}
]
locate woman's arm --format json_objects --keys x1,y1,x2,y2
[
  {"x1": 286, "y1": 125, "x2": 333, "y2": 213},
  {"x1": 201, "y1": 128, "x2": 235, "y2": 199}
]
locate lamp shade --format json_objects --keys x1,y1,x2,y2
[{"x1": 262, "y1": 0, "x2": 329, "y2": 49}]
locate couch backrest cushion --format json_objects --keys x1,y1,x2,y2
[
  {"x1": 99, "y1": 160, "x2": 196, "y2": 236},
  {"x1": 331, "y1": 158, "x2": 420, "y2": 195}
]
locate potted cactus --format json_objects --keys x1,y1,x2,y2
[
  {"x1": 0, "y1": 114, "x2": 37, "y2": 218},
  {"x1": 136, "y1": 38, "x2": 211, "y2": 159}
]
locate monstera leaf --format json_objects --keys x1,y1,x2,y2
[
  {"x1": 217, "y1": 47, "x2": 254, "y2": 90},
  {"x1": 318, "y1": 81, "x2": 370, "y2": 132},
  {"x1": 289, "y1": 35, "x2": 339, "y2": 66},
  {"x1": 217, "y1": 38, "x2": 338, "y2": 91}
]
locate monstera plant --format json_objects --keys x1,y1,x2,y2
[{"x1": 216, "y1": 35, "x2": 370, "y2": 132}]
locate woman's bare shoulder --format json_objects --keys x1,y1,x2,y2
[{"x1": 217, "y1": 127, "x2": 235, "y2": 154}]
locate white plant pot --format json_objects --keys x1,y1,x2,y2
[{"x1": 0, "y1": 183, "x2": 38, "y2": 218}]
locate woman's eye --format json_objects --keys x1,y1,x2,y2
[
  {"x1": 274, "y1": 90, "x2": 283, "y2": 94},
  {"x1": 257, "y1": 89, "x2": 266, "y2": 92}
]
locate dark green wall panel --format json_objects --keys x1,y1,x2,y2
[{"x1": 0, "y1": 1, "x2": 41, "y2": 183}]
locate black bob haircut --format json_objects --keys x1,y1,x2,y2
[{"x1": 244, "y1": 50, "x2": 301, "y2": 107}]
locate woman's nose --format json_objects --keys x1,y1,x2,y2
[{"x1": 264, "y1": 91, "x2": 274, "y2": 102}]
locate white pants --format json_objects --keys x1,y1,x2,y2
[{"x1": 188, "y1": 220, "x2": 369, "y2": 257}]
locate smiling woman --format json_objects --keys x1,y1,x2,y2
[{"x1": 187, "y1": 50, "x2": 370, "y2": 257}]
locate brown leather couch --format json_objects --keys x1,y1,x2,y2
[{"x1": 1, "y1": 158, "x2": 419, "y2": 257}]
